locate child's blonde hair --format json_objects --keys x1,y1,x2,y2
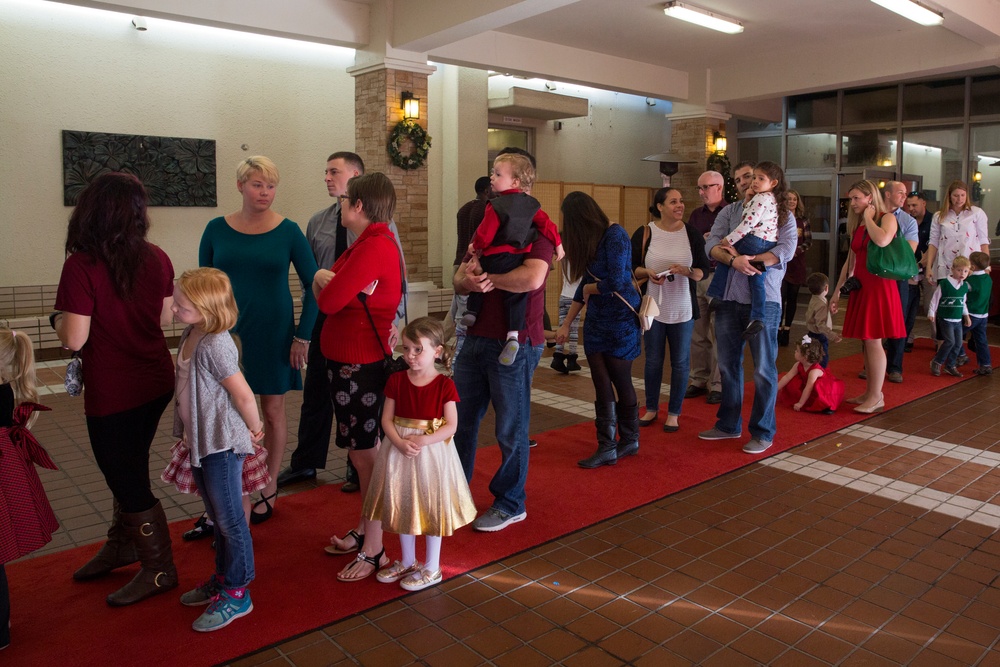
[
  {"x1": 494, "y1": 153, "x2": 535, "y2": 191},
  {"x1": 796, "y1": 335, "x2": 825, "y2": 364},
  {"x1": 0, "y1": 327, "x2": 39, "y2": 424},
  {"x1": 176, "y1": 268, "x2": 239, "y2": 335},
  {"x1": 952, "y1": 255, "x2": 971, "y2": 270},
  {"x1": 970, "y1": 251, "x2": 991, "y2": 271},
  {"x1": 401, "y1": 317, "x2": 453, "y2": 371}
]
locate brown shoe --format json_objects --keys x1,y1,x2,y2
[
  {"x1": 106, "y1": 501, "x2": 178, "y2": 606},
  {"x1": 73, "y1": 499, "x2": 137, "y2": 581},
  {"x1": 887, "y1": 372, "x2": 903, "y2": 383}
]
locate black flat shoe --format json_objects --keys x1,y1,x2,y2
[
  {"x1": 250, "y1": 491, "x2": 277, "y2": 525},
  {"x1": 663, "y1": 423, "x2": 679, "y2": 433},
  {"x1": 182, "y1": 514, "x2": 214, "y2": 541},
  {"x1": 638, "y1": 411, "x2": 658, "y2": 427}
]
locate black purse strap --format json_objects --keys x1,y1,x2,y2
[{"x1": 357, "y1": 234, "x2": 408, "y2": 358}]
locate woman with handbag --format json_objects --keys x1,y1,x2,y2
[
  {"x1": 630, "y1": 187, "x2": 709, "y2": 433},
  {"x1": 555, "y1": 192, "x2": 642, "y2": 468},
  {"x1": 53, "y1": 173, "x2": 179, "y2": 606},
  {"x1": 830, "y1": 180, "x2": 905, "y2": 414},
  {"x1": 314, "y1": 172, "x2": 403, "y2": 581}
]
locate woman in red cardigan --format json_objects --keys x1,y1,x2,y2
[{"x1": 313, "y1": 172, "x2": 403, "y2": 582}]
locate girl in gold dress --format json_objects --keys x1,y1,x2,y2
[{"x1": 363, "y1": 318, "x2": 476, "y2": 591}]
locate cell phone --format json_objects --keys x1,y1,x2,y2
[{"x1": 749, "y1": 260, "x2": 766, "y2": 272}]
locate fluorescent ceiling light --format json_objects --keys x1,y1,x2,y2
[
  {"x1": 870, "y1": 0, "x2": 943, "y2": 26},
  {"x1": 663, "y1": 2, "x2": 743, "y2": 34}
]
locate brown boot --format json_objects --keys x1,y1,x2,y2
[
  {"x1": 73, "y1": 499, "x2": 138, "y2": 581},
  {"x1": 106, "y1": 501, "x2": 178, "y2": 607}
]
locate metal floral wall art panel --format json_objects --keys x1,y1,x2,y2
[{"x1": 62, "y1": 130, "x2": 217, "y2": 206}]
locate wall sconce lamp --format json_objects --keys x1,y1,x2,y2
[
  {"x1": 713, "y1": 131, "x2": 727, "y2": 154},
  {"x1": 131, "y1": 16, "x2": 147, "y2": 31},
  {"x1": 401, "y1": 91, "x2": 420, "y2": 119},
  {"x1": 973, "y1": 171, "x2": 983, "y2": 182}
]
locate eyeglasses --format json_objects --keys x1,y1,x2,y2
[
  {"x1": 337, "y1": 194, "x2": 350, "y2": 203},
  {"x1": 697, "y1": 184, "x2": 721, "y2": 191}
]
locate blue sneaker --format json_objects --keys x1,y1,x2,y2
[{"x1": 192, "y1": 589, "x2": 253, "y2": 632}]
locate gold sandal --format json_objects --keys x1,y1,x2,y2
[{"x1": 376, "y1": 560, "x2": 423, "y2": 584}]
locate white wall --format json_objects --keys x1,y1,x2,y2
[
  {"x1": 488, "y1": 77, "x2": 671, "y2": 187},
  {"x1": 0, "y1": 0, "x2": 355, "y2": 285}
]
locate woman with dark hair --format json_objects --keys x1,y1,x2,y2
[
  {"x1": 314, "y1": 172, "x2": 403, "y2": 581},
  {"x1": 630, "y1": 188, "x2": 710, "y2": 432},
  {"x1": 555, "y1": 192, "x2": 642, "y2": 468},
  {"x1": 778, "y1": 190, "x2": 812, "y2": 346},
  {"x1": 199, "y1": 156, "x2": 318, "y2": 524},
  {"x1": 53, "y1": 172, "x2": 178, "y2": 606}
]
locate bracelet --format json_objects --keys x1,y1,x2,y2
[
  {"x1": 293, "y1": 336, "x2": 310, "y2": 345},
  {"x1": 49, "y1": 311, "x2": 63, "y2": 330},
  {"x1": 728, "y1": 256, "x2": 735, "y2": 267}
]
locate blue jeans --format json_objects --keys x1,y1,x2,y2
[
  {"x1": 192, "y1": 450, "x2": 255, "y2": 589},
  {"x1": 707, "y1": 235, "x2": 777, "y2": 321},
  {"x1": 714, "y1": 300, "x2": 780, "y2": 443},
  {"x1": 643, "y1": 319, "x2": 694, "y2": 416},
  {"x1": 933, "y1": 319, "x2": 963, "y2": 367},
  {"x1": 453, "y1": 335, "x2": 543, "y2": 516},
  {"x1": 967, "y1": 316, "x2": 991, "y2": 368}
]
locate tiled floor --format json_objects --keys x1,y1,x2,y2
[{"x1": 18, "y1": 311, "x2": 1000, "y2": 666}]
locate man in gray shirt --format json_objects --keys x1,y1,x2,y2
[
  {"x1": 277, "y1": 152, "x2": 405, "y2": 488},
  {"x1": 699, "y1": 161, "x2": 797, "y2": 455}
]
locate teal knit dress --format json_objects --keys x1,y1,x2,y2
[{"x1": 199, "y1": 217, "x2": 318, "y2": 395}]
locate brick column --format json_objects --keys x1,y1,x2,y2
[
  {"x1": 353, "y1": 67, "x2": 430, "y2": 283},
  {"x1": 669, "y1": 111, "x2": 729, "y2": 213}
]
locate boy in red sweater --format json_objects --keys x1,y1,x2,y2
[{"x1": 460, "y1": 153, "x2": 563, "y2": 365}]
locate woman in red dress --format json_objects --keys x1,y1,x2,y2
[{"x1": 830, "y1": 179, "x2": 906, "y2": 414}]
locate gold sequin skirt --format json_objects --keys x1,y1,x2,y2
[{"x1": 363, "y1": 424, "x2": 477, "y2": 536}]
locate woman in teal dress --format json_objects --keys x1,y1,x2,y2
[{"x1": 199, "y1": 156, "x2": 318, "y2": 523}]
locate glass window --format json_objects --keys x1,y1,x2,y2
[
  {"x1": 842, "y1": 86, "x2": 897, "y2": 125},
  {"x1": 971, "y1": 75, "x2": 1000, "y2": 117},
  {"x1": 903, "y1": 78, "x2": 965, "y2": 121},
  {"x1": 737, "y1": 119, "x2": 782, "y2": 133},
  {"x1": 971, "y1": 124, "x2": 1000, "y2": 236},
  {"x1": 900, "y1": 126, "x2": 962, "y2": 208},
  {"x1": 841, "y1": 129, "x2": 897, "y2": 168},
  {"x1": 787, "y1": 133, "x2": 837, "y2": 170},
  {"x1": 736, "y1": 136, "x2": 781, "y2": 165},
  {"x1": 787, "y1": 92, "x2": 837, "y2": 129}
]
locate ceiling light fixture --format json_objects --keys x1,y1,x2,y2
[
  {"x1": 869, "y1": 0, "x2": 943, "y2": 26},
  {"x1": 663, "y1": 2, "x2": 743, "y2": 34}
]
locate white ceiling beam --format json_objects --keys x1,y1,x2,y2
[
  {"x1": 429, "y1": 30, "x2": 689, "y2": 101},
  {"x1": 392, "y1": 0, "x2": 581, "y2": 53},
  {"x1": 44, "y1": 0, "x2": 369, "y2": 47},
  {"x1": 936, "y1": 0, "x2": 1000, "y2": 46},
  {"x1": 709, "y1": 29, "x2": 1000, "y2": 103}
]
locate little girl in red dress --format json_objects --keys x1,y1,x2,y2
[
  {"x1": 778, "y1": 335, "x2": 845, "y2": 414},
  {"x1": 0, "y1": 328, "x2": 58, "y2": 650}
]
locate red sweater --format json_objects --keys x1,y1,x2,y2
[{"x1": 318, "y1": 223, "x2": 403, "y2": 363}]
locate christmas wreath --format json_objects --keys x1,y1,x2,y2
[{"x1": 387, "y1": 119, "x2": 431, "y2": 170}]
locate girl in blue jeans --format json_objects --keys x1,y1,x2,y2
[{"x1": 170, "y1": 268, "x2": 264, "y2": 632}]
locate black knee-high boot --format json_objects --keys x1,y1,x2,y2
[
  {"x1": 578, "y1": 402, "x2": 618, "y2": 468},
  {"x1": 616, "y1": 402, "x2": 639, "y2": 458}
]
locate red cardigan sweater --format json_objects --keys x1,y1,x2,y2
[{"x1": 318, "y1": 223, "x2": 403, "y2": 363}]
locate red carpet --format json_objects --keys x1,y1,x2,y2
[{"x1": 4, "y1": 342, "x2": 979, "y2": 666}]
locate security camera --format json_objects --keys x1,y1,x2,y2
[{"x1": 132, "y1": 16, "x2": 147, "y2": 31}]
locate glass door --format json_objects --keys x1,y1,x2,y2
[{"x1": 786, "y1": 171, "x2": 841, "y2": 283}]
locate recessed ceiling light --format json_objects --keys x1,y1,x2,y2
[
  {"x1": 870, "y1": 0, "x2": 943, "y2": 26},
  {"x1": 663, "y1": 2, "x2": 743, "y2": 34}
]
